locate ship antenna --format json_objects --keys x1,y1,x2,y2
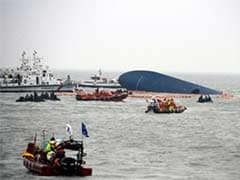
[
  {"x1": 99, "y1": 69, "x2": 102, "y2": 76},
  {"x1": 33, "y1": 133, "x2": 37, "y2": 144},
  {"x1": 22, "y1": 51, "x2": 26, "y2": 58},
  {"x1": 33, "y1": 50, "x2": 37, "y2": 58},
  {"x1": 42, "y1": 129, "x2": 46, "y2": 145}
]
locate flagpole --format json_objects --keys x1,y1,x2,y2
[
  {"x1": 66, "y1": 123, "x2": 72, "y2": 140},
  {"x1": 81, "y1": 122, "x2": 84, "y2": 147},
  {"x1": 81, "y1": 122, "x2": 84, "y2": 165},
  {"x1": 81, "y1": 122, "x2": 89, "y2": 163}
]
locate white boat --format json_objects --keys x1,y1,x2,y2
[
  {"x1": 0, "y1": 51, "x2": 62, "y2": 92},
  {"x1": 77, "y1": 69, "x2": 122, "y2": 89}
]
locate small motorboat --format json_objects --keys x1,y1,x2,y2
[
  {"x1": 22, "y1": 137, "x2": 92, "y2": 176},
  {"x1": 16, "y1": 92, "x2": 61, "y2": 102},
  {"x1": 145, "y1": 98, "x2": 187, "y2": 113},
  {"x1": 197, "y1": 95, "x2": 213, "y2": 103},
  {"x1": 75, "y1": 88, "x2": 128, "y2": 102},
  {"x1": 16, "y1": 94, "x2": 45, "y2": 102}
]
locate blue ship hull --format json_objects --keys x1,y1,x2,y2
[{"x1": 118, "y1": 70, "x2": 220, "y2": 95}]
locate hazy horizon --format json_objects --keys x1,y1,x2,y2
[{"x1": 1, "y1": 0, "x2": 240, "y2": 74}]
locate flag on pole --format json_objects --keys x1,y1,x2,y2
[
  {"x1": 81, "y1": 122, "x2": 89, "y2": 137},
  {"x1": 66, "y1": 124, "x2": 72, "y2": 136}
]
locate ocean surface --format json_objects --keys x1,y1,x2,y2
[{"x1": 0, "y1": 72, "x2": 240, "y2": 180}]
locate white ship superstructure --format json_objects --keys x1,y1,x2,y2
[
  {"x1": 0, "y1": 51, "x2": 62, "y2": 92},
  {"x1": 77, "y1": 69, "x2": 122, "y2": 89}
]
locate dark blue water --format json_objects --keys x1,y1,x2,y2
[{"x1": 0, "y1": 72, "x2": 240, "y2": 180}]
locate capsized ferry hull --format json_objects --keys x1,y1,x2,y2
[{"x1": 119, "y1": 70, "x2": 221, "y2": 95}]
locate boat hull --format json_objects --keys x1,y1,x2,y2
[
  {"x1": 23, "y1": 157, "x2": 92, "y2": 176},
  {"x1": 76, "y1": 93, "x2": 128, "y2": 102},
  {"x1": 153, "y1": 106, "x2": 187, "y2": 113},
  {"x1": 197, "y1": 99, "x2": 213, "y2": 103},
  {"x1": 119, "y1": 70, "x2": 221, "y2": 94},
  {"x1": 0, "y1": 84, "x2": 61, "y2": 93},
  {"x1": 146, "y1": 105, "x2": 187, "y2": 114},
  {"x1": 0, "y1": 84, "x2": 79, "y2": 93}
]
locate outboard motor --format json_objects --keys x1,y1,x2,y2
[{"x1": 60, "y1": 157, "x2": 76, "y2": 175}]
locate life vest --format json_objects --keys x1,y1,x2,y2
[
  {"x1": 169, "y1": 101, "x2": 177, "y2": 108},
  {"x1": 22, "y1": 151, "x2": 34, "y2": 159}
]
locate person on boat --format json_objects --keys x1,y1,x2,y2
[
  {"x1": 17, "y1": 96, "x2": 25, "y2": 101},
  {"x1": 157, "y1": 98, "x2": 161, "y2": 107},
  {"x1": 198, "y1": 94, "x2": 204, "y2": 102},
  {"x1": 52, "y1": 149, "x2": 65, "y2": 169},
  {"x1": 40, "y1": 92, "x2": 44, "y2": 98},
  {"x1": 116, "y1": 89, "x2": 123, "y2": 94},
  {"x1": 168, "y1": 98, "x2": 177, "y2": 112},
  {"x1": 169, "y1": 98, "x2": 177, "y2": 112},
  {"x1": 50, "y1": 92, "x2": 55, "y2": 99},
  {"x1": 147, "y1": 98, "x2": 158, "y2": 112},
  {"x1": 153, "y1": 98, "x2": 159, "y2": 111},
  {"x1": 157, "y1": 99, "x2": 165, "y2": 112},
  {"x1": 33, "y1": 92, "x2": 38, "y2": 100},
  {"x1": 44, "y1": 92, "x2": 49, "y2": 99},
  {"x1": 95, "y1": 88, "x2": 99, "y2": 94},
  {"x1": 203, "y1": 95, "x2": 207, "y2": 100},
  {"x1": 159, "y1": 98, "x2": 168, "y2": 112},
  {"x1": 45, "y1": 137, "x2": 57, "y2": 163},
  {"x1": 206, "y1": 94, "x2": 212, "y2": 101},
  {"x1": 163, "y1": 98, "x2": 167, "y2": 105},
  {"x1": 24, "y1": 94, "x2": 30, "y2": 101},
  {"x1": 29, "y1": 94, "x2": 33, "y2": 101}
]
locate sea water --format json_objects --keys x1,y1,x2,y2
[{"x1": 0, "y1": 72, "x2": 240, "y2": 180}]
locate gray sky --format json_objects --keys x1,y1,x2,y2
[{"x1": 1, "y1": 0, "x2": 240, "y2": 73}]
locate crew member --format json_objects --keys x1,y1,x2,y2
[{"x1": 45, "y1": 137, "x2": 57, "y2": 162}]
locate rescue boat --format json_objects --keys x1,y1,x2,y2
[
  {"x1": 145, "y1": 98, "x2": 187, "y2": 113},
  {"x1": 22, "y1": 138, "x2": 92, "y2": 176},
  {"x1": 75, "y1": 88, "x2": 128, "y2": 101}
]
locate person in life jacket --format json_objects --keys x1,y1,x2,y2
[
  {"x1": 95, "y1": 88, "x2": 99, "y2": 94},
  {"x1": 167, "y1": 98, "x2": 176, "y2": 112},
  {"x1": 45, "y1": 137, "x2": 57, "y2": 162},
  {"x1": 160, "y1": 98, "x2": 168, "y2": 112}
]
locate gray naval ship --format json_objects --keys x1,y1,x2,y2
[
  {"x1": 0, "y1": 51, "x2": 64, "y2": 92},
  {"x1": 0, "y1": 51, "x2": 122, "y2": 93}
]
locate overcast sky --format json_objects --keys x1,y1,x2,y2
[{"x1": 1, "y1": 0, "x2": 240, "y2": 73}]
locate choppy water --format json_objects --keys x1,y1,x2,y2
[{"x1": 0, "y1": 72, "x2": 240, "y2": 180}]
